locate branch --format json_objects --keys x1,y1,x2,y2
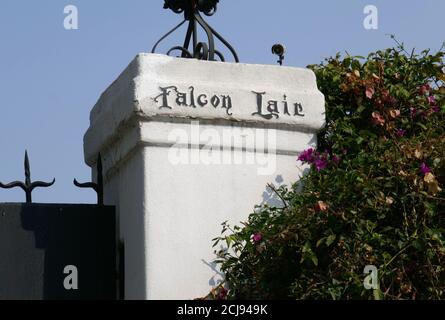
[{"x1": 267, "y1": 183, "x2": 289, "y2": 209}]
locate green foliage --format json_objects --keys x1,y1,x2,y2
[{"x1": 212, "y1": 42, "x2": 445, "y2": 300}]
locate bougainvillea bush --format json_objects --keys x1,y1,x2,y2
[{"x1": 212, "y1": 42, "x2": 445, "y2": 300}]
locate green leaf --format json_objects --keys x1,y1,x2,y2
[
  {"x1": 301, "y1": 242, "x2": 318, "y2": 266},
  {"x1": 316, "y1": 237, "x2": 326, "y2": 247},
  {"x1": 417, "y1": 123, "x2": 428, "y2": 130},
  {"x1": 326, "y1": 234, "x2": 337, "y2": 247},
  {"x1": 352, "y1": 60, "x2": 361, "y2": 70},
  {"x1": 311, "y1": 254, "x2": 319, "y2": 267},
  {"x1": 373, "y1": 288, "x2": 383, "y2": 300},
  {"x1": 356, "y1": 105, "x2": 366, "y2": 114}
]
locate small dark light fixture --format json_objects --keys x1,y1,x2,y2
[{"x1": 272, "y1": 43, "x2": 286, "y2": 66}]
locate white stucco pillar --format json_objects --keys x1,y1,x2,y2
[{"x1": 83, "y1": 54, "x2": 325, "y2": 300}]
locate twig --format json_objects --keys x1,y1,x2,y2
[
  {"x1": 267, "y1": 183, "x2": 289, "y2": 208},
  {"x1": 426, "y1": 195, "x2": 445, "y2": 202},
  {"x1": 384, "y1": 244, "x2": 412, "y2": 269}
]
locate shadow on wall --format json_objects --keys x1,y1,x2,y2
[
  {"x1": 0, "y1": 203, "x2": 116, "y2": 300},
  {"x1": 202, "y1": 259, "x2": 225, "y2": 288},
  {"x1": 201, "y1": 173, "x2": 306, "y2": 291},
  {"x1": 261, "y1": 175, "x2": 287, "y2": 208},
  {"x1": 260, "y1": 161, "x2": 311, "y2": 208}
]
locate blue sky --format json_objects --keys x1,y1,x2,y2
[{"x1": 0, "y1": 0, "x2": 444, "y2": 203}]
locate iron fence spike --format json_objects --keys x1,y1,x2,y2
[
  {"x1": 0, "y1": 151, "x2": 55, "y2": 203},
  {"x1": 74, "y1": 153, "x2": 104, "y2": 206}
]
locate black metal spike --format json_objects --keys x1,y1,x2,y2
[
  {"x1": 0, "y1": 150, "x2": 55, "y2": 203},
  {"x1": 74, "y1": 153, "x2": 104, "y2": 205},
  {"x1": 24, "y1": 151, "x2": 31, "y2": 187}
]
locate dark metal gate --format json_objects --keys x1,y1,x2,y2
[{"x1": 0, "y1": 152, "x2": 118, "y2": 300}]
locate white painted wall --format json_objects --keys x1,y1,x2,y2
[{"x1": 84, "y1": 54, "x2": 325, "y2": 299}]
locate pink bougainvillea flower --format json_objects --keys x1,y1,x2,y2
[
  {"x1": 332, "y1": 154, "x2": 341, "y2": 164},
  {"x1": 372, "y1": 112, "x2": 385, "y2": 126},
  {"x1": 252, "y1": 233, "x2": 262, "y2": 243},
  {"x1": 428, "y1": 96, "x2": 437, "y2": 106},
  {"x1": 381, "y1": 91, "x2": 397, "y2": 106},
  {"x1": 420, "y1": 162, "x2": 432, "y2": 175},
  {"x1": 218, "y1": 288, "x2": 228, "y2": 300},
  {"x1": 298, "y1": 148, "x2": 315, "y2": 163},
  {"x1": 315, "y1": 159, "x2": 328, "y2": 172},
  {"x1": 410, "y1": 107, "x2": 418, "y2": 117},
  {"x1": 431, "y1": 105, "x2": 440, "y2": 113},
  {"x1": 419, "y1": 84, "x2": 431, "y2": 95},
  {"x1": 298, "y1": 149, "x2": 333, "y2": 171},
  {"x1": 365, "y1": 86, "x2": 375, "y2": 99},
  {"x1": 396, "y1": 129, "x2": 406, "y2": 137}
]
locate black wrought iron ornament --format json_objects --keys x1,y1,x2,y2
[
  {"x1": 0, "y1": 151, "x2": 55, "y2": 204},
  {"x1": 74, "y1": 154, "x2": 104, "y2": 205},
  {"x1": 152, "y1": 0, "x2": 239, "y2": 63}
]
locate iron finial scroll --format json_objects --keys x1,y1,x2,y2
[
  {"x1": 152, "y1": 0, "x2": 239, "y2": 63},
  {"x1": 74, "y1": 153, "x2": 104, "y2": 205},
  {"x1": 0, "y1": 151, "x2": 55, "y2": 204}
]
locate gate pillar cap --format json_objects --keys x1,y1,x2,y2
[{"x1": 84, "y1": 53, "x2": 325, "y2": 166}]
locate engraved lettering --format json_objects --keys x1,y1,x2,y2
[
  {"x1": 252, "y1": 91, "x2": 276, "y2": 120},
  {"x1": 294, "y1": 102, "x2": 305, "y2": 117},
  {"x1": 210, "y1": 95, "x2": 221, "y2": 108},
  {"x1": 176, "y1": 92, "x2": 188, "y2": 106},
  {"x1": 197, "y1": 94, "x2": 208, "y2": 107},
  {"x1": 153, "y1": 86, "x2": 177, "y2": 110},
  {"x1": 283, "y1": 95, "x2": 291, "y2": 116},
  {"x1": 221, "y1": 95, "x2": 233, "y2": 116}
]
